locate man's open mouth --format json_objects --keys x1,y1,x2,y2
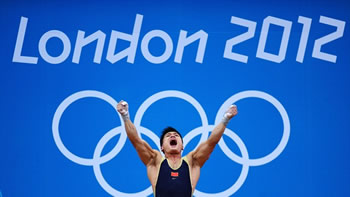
[{"x1": 170, "y1": 139, "x2": 177, "y2": 146}]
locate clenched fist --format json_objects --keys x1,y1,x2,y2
[
  {"x1": 117, "y1": 100, "x2": 129, "y2": 120},
  {"x1": 222, "y1": 105, "x2": 238, "y2": 126},
  {"x1": 224, "y1": 105, "x2": 238, "y2": 119}
]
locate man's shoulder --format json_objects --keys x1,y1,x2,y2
[
  {"x1": 147, "y1": 150, "x2": 163, "y2": 167},
  {"x1": 183, "y1": 151, "x2": 196, "y2": 167}
]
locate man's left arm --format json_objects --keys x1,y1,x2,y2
[{"x1": 189, "y1": 105, "x2": 238, "y2": 167}]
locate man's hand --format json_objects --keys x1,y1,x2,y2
[
  {"x1": 224, "y1": 105, "x2": 238, "y2": 119},
  {"x1": 222, "y1": 105, "x2": 238, "y2": 125},
  {"x1": 117, "y1": 100, "x2": 129, "y2": 120}
]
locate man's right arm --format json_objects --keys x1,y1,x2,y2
[{"x1": 117, "y1": 100, "x2": 161, "y2": 166}]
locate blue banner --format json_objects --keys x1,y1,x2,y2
[{"x1": 1, "y1": 0, "x2": 349, "y2": 196}]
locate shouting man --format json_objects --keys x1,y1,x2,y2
[{"x1": 117, "y1": 101, "x2": 238, "y2": 197}]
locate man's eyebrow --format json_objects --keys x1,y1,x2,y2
[{"x1": 166, "y1": 132, "x2": 177, "y2": 135}]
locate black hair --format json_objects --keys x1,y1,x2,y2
[{"x1": 160, "y1": 126, "x2": 183, "y2": 147}]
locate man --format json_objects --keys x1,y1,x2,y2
[{"x1": 117, "y1": 100, "x2": 238, "y2": 197}]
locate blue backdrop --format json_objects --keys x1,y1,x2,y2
[{"x1": 1, "y1": 0, "x2": 350, "y2": 196}]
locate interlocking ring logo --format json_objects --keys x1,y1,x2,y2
[{"x1": 52, "y1": 90, "x2": 290, "y2": 197}]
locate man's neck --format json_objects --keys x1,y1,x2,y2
[{"x1": 165, "y1": 153, "x2": 182, "y2": 168}]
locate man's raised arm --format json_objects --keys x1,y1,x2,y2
[
  {"x1": 189, "y1": 105, "x2": 238, "y2": 167},
  {"x1": 117, "y1": 100, "x2": 159, "y2": 165}
]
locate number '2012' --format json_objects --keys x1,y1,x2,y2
[{"x1": 224, "y1": 16, "x2": 346, "y2": 63}]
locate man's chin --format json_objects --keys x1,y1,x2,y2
[{"x1": 168, "y1": 147, "x2": 180, "y2": 153}]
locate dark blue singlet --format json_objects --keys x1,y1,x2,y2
[{"x1": 155, "y1": 157, "x2": 192, "y2": 197}]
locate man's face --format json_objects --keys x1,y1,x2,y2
[{"x1": 161, "y1": 131, "x2": 183, "y2": 154}]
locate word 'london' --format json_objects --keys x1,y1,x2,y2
[{"x1": 13, "y1": 14, "x2": 345, "y2": 65}]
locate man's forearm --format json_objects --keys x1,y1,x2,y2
[
  {"x1": 207, "y1": 105, "x2": 237, "y2": 146},
  {"x1": 123, "y1": 119, "x2": 142, "y2": 145},
  {"x1": 117, "y1": 100, "x2": 141, "y2": 144},
  {"x1": 207, "y1": 122, "x2": 226, "y2": 146}
]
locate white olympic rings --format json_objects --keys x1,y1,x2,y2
[{"x1": 52, "y1": 90, "x2": 290, "y2": 197}]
